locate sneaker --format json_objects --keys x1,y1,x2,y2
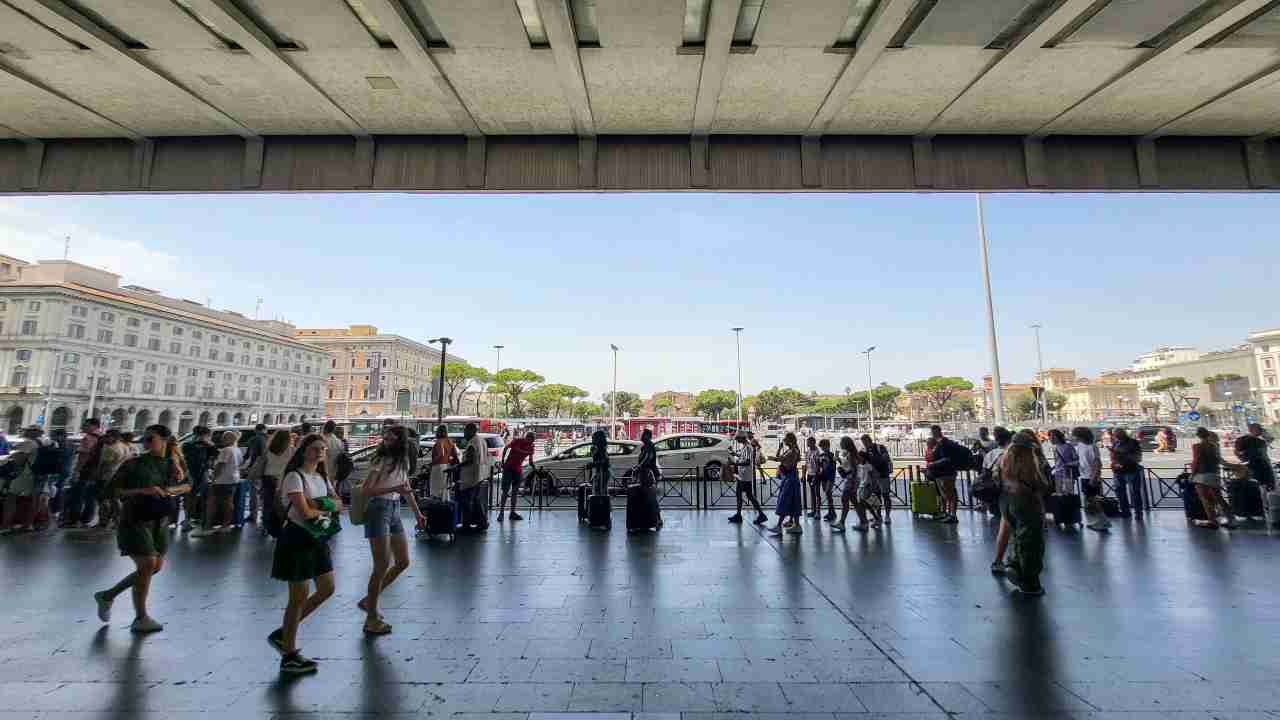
[
  {"x1": 785, "y1": 525, "x2": 803, "y2": 535},
  {"x1": 768, "y1": 526, "x2": 783, "y2": 536},
  {"x1": 280, "y1": 652, "x2": 318, "y2": 675},
  {"x1": 806, "y1": 511, "x2": 818, "y2": 519},
  {"x1": 990, "y1": 561, "x2": 1006, "y2": 575},
  {"x1": 753, "y1": 514, "x2": 769, "y2": 525},
  {"x1": 883, "y1": 515, "x2": 892, "y2": 525},
  {"x1": 851, "y1": 524, "x2": 869, "y2": 532},
  {"x1": 509, "y1": 512, "x2": 522, "y2": 521},
  {"x1": 829, "y1": 522, "x2": 845, "y2": 533},
  {"x1": 130, "y1": 616, "x2": 164, "y2": 634},
  {"x1": 93, "y1": 591, "x2": 113, "y2": 622},
  {"x1": 1194, "y1": 519, "x2": 1217, "y2": 528},
  {"x1": 180, "y1": 520, "x2": 193, "y2": 531},
  {"x1": 267, "y1": 628, "x2": 285, "y2": 655},
  {"x1": 496, "y1": 513, "x2": 505, "y2": 522},
  {"x1": 190, "y1": 527, "x2": 216, "y2": 538},
  {"x1": 727, "y1": 514, "x2": 743, "y2": 524}
]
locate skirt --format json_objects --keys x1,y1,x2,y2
[
  {"x1": 774, "y1": 470, "x2": 802, "y2": 517},
  {"x1": 271, "y1": 521, "x2": 334, "y2": 583},
  {"x1": 117, "y1": 520, "x2": 169, "y2": 557}
]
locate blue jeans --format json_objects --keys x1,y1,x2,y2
[
  {"x1": 1114, "y1": 468, "x2": 1145, "y2": 515},
  {"x1": 233, "y1": 480, "x2": 248, "y2": 526}
]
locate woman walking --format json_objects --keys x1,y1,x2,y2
[
  {"x1": 1000, "y1": 434, "x2": 1050, "y2": 596},
  {"x1": 268, "y1": 434, "x2": 342, "y2": 675},
  {"x1": 192, "y1": 431, "x2": 242, "y2": 537},
  {"x1": 830, "y1": 436, "x2": 870, "y2": 532},
  {"x1": 92, "y1": 425, "x2": 189, "y2": 632},
  {"x1": 358, "y1": 425, "x2": 425, "y2": 636},
  {"x1": 1190, "y1": 427, "x2": 1234, "y2": 529},
  {"x1": 428, "y1": 425, "x2": 456, "y2": 498},
  {"x1": 163, "y1": 435, "x2": 189, "y2": 529},
  {"x1": 260, "y1": 430, "x2": 294, "y2": 535},
  {"x1": 769, "y1": 433, "x2": 803, "y2": 536}
]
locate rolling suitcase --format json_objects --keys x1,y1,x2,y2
[
  {"x1": 576, "y1": 483, "x2": 590, "y2": 523},
  {"x1": 421, "y1": 497, "x2": 456, "y2": 540},
  {"x1": 625, "y1": 483, "x2": 660, "y2": 532},
  {"x1": 1050, "y1": 493, "x2": 1082, "y2": 528},
  {"x1": 1228, "y1": 479, "x2": 1264, "y2": 520},
  {"x1": 1179, "y1": 476, "x2": 1207, "y2": 522},
  {"x1": 588, "y1": 494, "x2": 612, "y2": 530},
  {"x1": 910, "y1": 481, "x2": 939, "y2": 518}
]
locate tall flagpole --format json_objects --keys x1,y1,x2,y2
[{"x1": 977, "y1": 194, "x2": 1005, "y2": 424}]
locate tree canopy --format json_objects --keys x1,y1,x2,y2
[
  {"x1": 602, "y1": 391, "x2": 643, "y2": 416},
  {"x1": 487, "y1": 368, "x2": 544, "y2": 416},
  {"x1": 904, "y1": 376, "x2": 975, "y2": 414},
  {"x1": 693, "y1": 389, "x2": 738, "y2": 419},
  {"x1": 1149, "y1": 376, "x2": 1193, "y2": 413},
  {"x1": 752, "y1": 387, "x2": 809, "y2": 420},
  {"x1": 1013, "y1": 390, "x2": 1066, "y2": 420},
  {"x1": 442, "y1": 361, "x2": 491, "y2": 414}
]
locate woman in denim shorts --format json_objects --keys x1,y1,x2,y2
[{"x1": 358, "y1": 425, "x2": 425, "y2": 636}]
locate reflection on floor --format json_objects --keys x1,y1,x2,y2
[{"x1": 1, "y1": 509, "x2": 1278, "y2": 718}]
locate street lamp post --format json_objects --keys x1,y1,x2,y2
[
  {"x1": 609, "y1": 344, "x2": 619, "y2": 439},
  {"x1": 429, "y1": 337, "x2": 452, "y2": 425},
  {"x1": 731, "y1": 327, "x2": 744, "y2": 424},
  {"x1": 976, "y1": 193, "x2": 1006, "y2": 424},
  {"x1": 42, "y1": 348, "x2": 63, "y2": 431},
  {"x1": 1030, "y1": 323, "x2": 1047, "y2": 425},
  {"x1": 862, "y1": 346, "x2": 876, "y2": 437},
  {"x1": 493, "y1": 344, "x2": 504, "y2": 418}
]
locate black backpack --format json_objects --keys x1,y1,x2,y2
[{"x1": 868, "y1": 444, "x2": 893, "y2": 477}]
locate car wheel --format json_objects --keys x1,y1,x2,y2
[{"x1": 704, "y1": 461, "x2": 722, "y2": 482}]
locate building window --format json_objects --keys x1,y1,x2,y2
[
  {"x1": 11, "y1": 367, "x2": 28, "y2": 386},
  {"x1": 206, "y1": 370, "x2": 216, "y2": 379},
  {"x1": 173, "y1": 326, "x2": 184, "y2": 336},
  {"x1": 331, "y1": 358, "x2": 336, "y2": 368},
  {"x1": 28, "y1": 301, "x2": 40, "y2": 311},
  {"x1": 145, "y1": 362, "x2": 157, "y2": 373},
  {"x1": 238, "y1": 374, "x2": 248, "y2": 383},
  {"x1": 211, "y1": 334, "x2": 220, "y2": 344},
  {"x1": 241, "y1": 354, "x2": 250, "y2": 365},
  {"x1": 185, "y1": 384, "x2": 196, "y2": 397},
  {"x1": 202, "y1": 385, "x2": 213, "y2": 398},
  {"x1": 167, "y1": 365, "x2": 179, "y2": 376},
  {"x1": 59, "y1": 372, "x2": 77, "y2": 389},
  {"x1": 71, "y1": 306, "x2": 87, "y2": 317},
  {"x1": 252, "y1": 390, "x2": 261, "y2": 401},
  {"x1": 100, "y1": 311, "x2": 114, "y2": 322},
  {"x1": 1268, "y1": 375, "x2": 1277, "y2": 387},
  {"x1": 120, "y1": 360, "x2": 134, "y2": 370},
  {"x1": 142, "y1": 380, "x2": 155, "y2": 394},
  {"x1": 224, "y1": 352, "x2": 234, "y2": 362},
  {"x1": 127, "y1": 318, "x2": 140, "y2": 328},
  {"x1": 189, "y1": 346, "x2": 201, "y2": 357},
  {"x1": 147, "y1": 338, "x2": 160, "y2": 351},
  {"x1": 21, "y1": 320, "x2": 37, "y2": 335},
  {"x1": 164, "y1": 382, "x2": 177, "y2": 396},
  {"x1": 257, "y1": 344, "x2": 264, "y2": 352},
  {"x1": 170, "y1": 342, "x2": 182, "y2": 354},
  {"x1": 270, "y1": 360, "x2": 277, "y2": 369},
  {"x1": 61, "y1": 352, "x2": 78, "y2": 364},
  {"x1": 255, "y1": 357, "x2": 264, "y2": 368},
  {"x1": 124, "y1": 334, "x2": 138, "y2": 348},
  {"x1": 97, "y1": 329, "x2": 113, "y2": 343},
  {"x1": 187, "y1": 368, "x2": 197, "y2": 377},
  {"x1": 209, "y1": 349, "x2": 218, "y2": 360},
  {"x1": 237, "y1": 389, "x2": 247, "y2": 400},
  {"x1": 16, "y1": 349, "x2": 32, "y2": 362},
  {"x1": 293, "y1": 363, "x2": 300, "y2": 373},
  {"x1": 150, "y1": 322, "x2": 160, "y2": 331},
  {"x1": 328, "y1": 388, "x2": 334, "y2": 399},
  {"x1": 192, "y1": 330, "x2": 202, "y2": 340},
  {"x1": 96, "y1": 376, "x2": 108, "y2": 392},
  {"x1": 1266, "y1": 358, "x2": 1274, "y2": 370}
]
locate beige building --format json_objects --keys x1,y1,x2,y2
[
  {"x1": 1062, "y1": 383, "x2": 1141, "y2": 423},
  {"x1": 643, "y1": 391, "x2": 694, "y2": 416},
  {"x1": 1248, "y1": 328, "x2": 1280, "y2": 423},
  {"x1": 296, "y1": 325, "x2": 465, "y2": 419},
  {"x1": 975, "y1": 375, "x2": 1035, "y2": 421},
  {"x1": 1132, "y1": 347, "x2": 1258, "y2": 422},
  {"x1": 1, "y1": 257, "x2": 324, "y2": 435},
  {"x1": 1039, "y1": 368, "x2": 1079, "y2": 393}
]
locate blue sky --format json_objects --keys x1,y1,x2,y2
[{"x1": 1, "y1": 192, "x2": 1274, "y2": 401}]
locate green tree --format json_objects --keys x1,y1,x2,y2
[
  {"x1": 653, "y1": 396, "x2": 674, "y2": 416},
  {"x1": 753, "y1": 387, "x2": 808, "y2": 420},
  {"x1": 571, "y1": 400, "x2": 604, "y2": 422},
  {"x1": 1012, "y1": 391, "x2": 1064, "y2": 420},
  {"x1": 602, "y1": 391, "x2": 643, "y2": 416},
  {"x1": 693, "y1": 389, "x2": 738, "y2": 419},
  {"x1": 1149, "y1": 376, "x2": 1193, "y2": 413},
  {"x1": 523, "y1": 384, "x2": 561, "y2": 418},
  {"x1": 442, "y1": 361, "x2": 491, "y2": 414},
  {"x1": 904, "y1": 376, "x2": 975, "y2": 417},
  {"x1": 870, "y1": 383, "x2": 902, "y2": 419},
  {"x1": 487, "y1": 368, "x2": 544, "y2": 416},
  {"x1": 532, "y1": 383, "x2": 588, "y2": 417}
]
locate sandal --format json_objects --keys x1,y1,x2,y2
[
  {"x1": 356, "y1": 598, "x2": 384, "y2": 620},
  {"x1": 363, "y1": 620, "x2": 393, "y2": 635}
]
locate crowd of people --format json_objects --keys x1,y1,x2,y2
[{"x1": 0, "y1": 413, "x2": 1275, "y2": 674}]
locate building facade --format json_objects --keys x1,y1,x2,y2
[
  {"x1": 1131, "y1": 347, "x2": 1258, "y2": 423},
  {"x1": 1132, "y1": 345, "x2": 1203, "y2": 372},
  {"x1": 1061, "y1": 383, "x2": 1141, "y2": 422},
  {"x1": 1, "y1": 258, "x2": 324, "y2": 435},
  {"x1": 1248, "y1": 328, "x2": 1280, "y2": 423},
  {"x1": 643, "y1": 391, "x2": 694, "y2": 416},
  {"x1": 296, "y1": 325, "x2": 465, "y2": 418}
]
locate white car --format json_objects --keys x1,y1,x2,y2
[
  {"x1": 523, "y1": 438, "x2": 641, "y2": 490},
  {"x1": 522, "y1": 432, "x2": 731, "y2": 488},
  {"x1": 651, "y1": 433, "x2": 732, "y2": 481}
]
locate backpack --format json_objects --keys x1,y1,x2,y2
[
  {"x1": 868, "y1": 444, "x2": 893, "y2": 477},
  {"x1": 945, "y1": 440, "x2": 978, "y2": 473}
]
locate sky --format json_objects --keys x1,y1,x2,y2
[{"x1": 1, "y1": 192, "x2": 1275, "y2": 401}]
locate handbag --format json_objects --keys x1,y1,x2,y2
[
  {"x1": 298, "y1": 496, "x2": 341, "y2": 542},
  {"x1": 349, "y1": 458, "x2": 373, "y2": 526},
  {"x1": 971, "y1": 467, "x2": 1002, "y2": 505}
]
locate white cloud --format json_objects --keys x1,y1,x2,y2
[{"x1": 0, "y1": 199, "x2": 210, "y2": 302}]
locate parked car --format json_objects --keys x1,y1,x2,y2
[
  {"x1": 651, "y1": 433, "x2": 732, "y2": 481},
  {"x1": 523, "y1": 438, "x2": 641, "y2": 492},
  {"x1": 1134, "y1": 425, "x2": 1177, "y2": 452}
]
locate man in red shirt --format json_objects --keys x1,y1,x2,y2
[{"x1": 497, "y1": 431, "x2": 537, "y2": 522}]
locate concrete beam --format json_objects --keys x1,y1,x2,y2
[
  {"x1": 241, "y1": 138, "x2": 264, "y2": 189},
  {"x1": 0, "y1": 56, "x2": 143, "y2": 140},
  {"x1": 1023, "y1": 137, "x2": 1048, "y2": 187},
  {"x1": 801, "y1": 136, "x2": 821, "y2": 188},
  {"x1": 912, "y1": 137, "x2": 934, "y2": 188},
  {"x1": 359, "y1": 0, "x2": 481, "y2": 137},
  {"x1": 536, "y1": 0, "x2": 595, "y2": 137},
  {"x1": 8, "y1": 0, "x2": 256, "y2": 138},
  {"x1": 691, "y1": 0, "x2": 743, "y2": 134},
  {"x1": 1146, "y1": 60, "x2": 1280, "y2": 139},
  {"x1": 22, "y1": 140, "x2": 43, "y2": 190},
  {"x1": 1136, "y1": 138, "x2": 1159, "y2": 187},
  {"x1": 353, "y1": 137, "x2": 375, "y2": 189},
  {"x1": 1245, "y1": 138, "x2": 1274, "y2": 188},
  {"x1": 187, "y1": 0, "x2": 366, "y2": 137},
  {"x1": 1037, "y1": 0, "x2": 1279, "y2": 137},
  {"x1": 466, "y1": 136, "x2": 486, "y2": 188},
  {"x1": 807, "y1": 0, "x2": 917, "y2": 136},
  {"x1": 131, "y1": 138, "x2": 154, "y2": 189},
  {"x1": 690, "y1": 135, "x2": 710, "y2": 187},
  {"x1": 578, "y1": 136, "x2": 597, "y2": 188}
]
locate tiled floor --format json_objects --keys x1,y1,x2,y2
[{"x1": 1, "y1": 508, "x2": 1279, "y2": 719}]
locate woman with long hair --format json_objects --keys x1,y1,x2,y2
[
  {"x1": 267, "y1": 433, "x2": 342, "y2": 675},
  {"x1": 358, "y1": 425, "x2": 425, "y2": 635},
  {"x1": 999, "y1": 435, "x2": 1050, "y2": 596},
  {"x1": 428, "y1": 425, "x2": 456, "y2": 497},
  {"x1": 830, "y1": 435, "x2": 868, "y2": 532},
  {"x1": 1190, "y1": 426, "x2": 1234, "y2": 529},
  {"x1": 769, "y1": 432, "x2": 803, "y2": 536},
  {"x1": 261, "y1": 430, "x2": 295, "y2": 534},
  {"x1": 163, "y1": 435, "x2": 189, "y2": 529}
]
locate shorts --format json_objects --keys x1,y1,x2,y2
[
  {"x1": 937, "y1": 475, "x2": 957, "y2": 496},
  {"x1": 1192, "y1": 472, "x2": 1222, "y2": 490},
  {"x1": 210, "y1": 483, "x2": 236, "y2": 499},
  {"x1": 272, "y1": 521, "x2": 334, "y2": 583},
  {"x1": 501, "y1": 467, "x2": 522, "y2": 493},
  {"x1": 117, "y1": 520, "x2": 168, "y2": 557},
  {"x1": 364, "y1": 496, "x2": 405, "y2": 539}
]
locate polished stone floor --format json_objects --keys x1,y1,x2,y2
[{"x1": 1, "y1": 508, "x2": 1279, "y2": 719}]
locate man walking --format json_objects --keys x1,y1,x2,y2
[
  {"x1": 241, "y1": 424, "x2": 269, "y2": 524},
  {"x1": 61, "y1": 418, "x2": 104, "y2": 528},
  {"x1": 497, "y1": 431, "x2": 536, "y2": 522},
  {"x1": 1109, "y1": 428, "x2": 1144, "y2": 518},
  {"x1": 728, "y1": 431, "x2": 768, "y2": 524}
]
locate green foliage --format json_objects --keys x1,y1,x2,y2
[
  {"x1": 571, "y1": 401, "x2": 603, "y2": 422},
  {"x1": 602, "y1": 391, "x2": 643, "y2": 416},
  {"x1": 693, "y1": 389, "x2": 738, "y2": 419},
  {"x1": 442, "y1": 362, "x2": 491, "y2": 414},
  {"x1": 1203, "y1": 373, "x2": 1245, "y2": 385},
  {"x1": 487, "y1": 368, "x2": 544, "y2": 416},
  {"x1": 752, "y1": 387, "x2": 809, "y2": 420},
  {"x1": 904, "y1": 376, "x2": 975, "y2": 413},
  {"x1": 1148, "y1": 377, "x2": 1192, "y2": 393},
  {"x1": 1012, "y1": 390, "x2": 1065, "y2": 420}
]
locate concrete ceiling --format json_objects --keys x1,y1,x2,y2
[{"x1": 2, "y1": 0, "x2": 1280, "y2": 193}]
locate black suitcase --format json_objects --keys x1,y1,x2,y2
[
  {"x1": 1228, "y1": 478, "x2": 1264, "y2": 519},
  {"x1": 576, "y1": 483, "x2": 590, "y2": 523},
  {"x1": 1050, "y1": 493, "x2": 1082, "y2": 527},
  {"x1": 1100, "y1": 496, "x2": 1121, "y2": 518},
  {"x1": 422, "y1": 497, "x2": 456, "y2": 539},
  {"x1": 588, "y1": 494, "x2": 612, "y2": 530},
  {"x1": 1179, "y1": 476, "x2": 1207, "y2": 521},
  {"x1": 625, "y1": 483, "x2": 660, "y2": 532}
]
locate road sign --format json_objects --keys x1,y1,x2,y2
[
  {"x1": 1187, "y1": 410, "x2": 1201, "y2": 422},
  {"x1": 1185, "y1": 397, "x2": 1200, "y2": 410}
]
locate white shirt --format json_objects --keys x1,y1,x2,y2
[
  {"x1": 1075, "y1": 441, "x2": 1100, "y2": 481},
  {"x1": 323, "y1": 434, "x2": 344, "y2": 478},
  {"x1": 460, "y1": 435, "x2": 488, "y2": 489},
  {"x1": 733, "y1": 443, "x2": 755, "y2": 477},
  {"x1": 213, "y1": 446, "x2": 243, "y2": 485},
  {"x1": 283, "y1": 469, "x2": 329, "y2": 526}
]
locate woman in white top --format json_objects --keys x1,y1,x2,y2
[
  {"x1": 260, "y1": 430, "x2": 294, "y2": 534},
  {"x1": 358, "y1": 425, "x2": 425, "y2": 636},
  {"x1": 192, "y1": 431, "x2": 242, "y2": 537},
  {"x1": 268, "y1": 433, "x2": 342, "y2": 676},
  {"x1": 1071, "y1": 426, "x2": 1108, "y2": 531}
]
